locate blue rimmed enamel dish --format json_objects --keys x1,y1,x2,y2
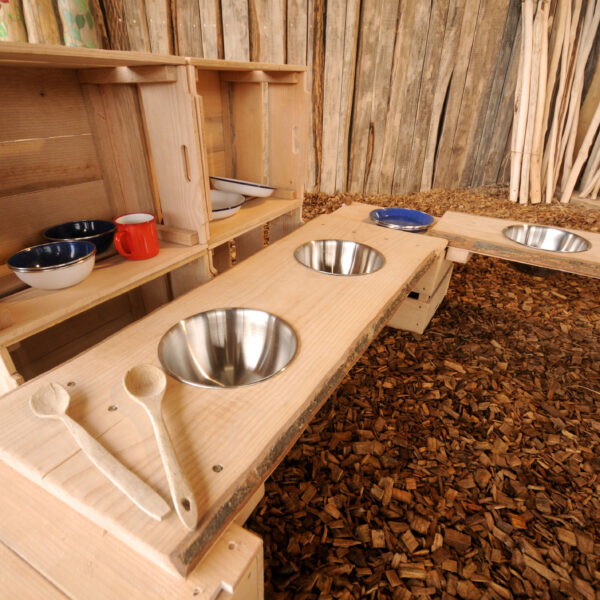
[
  {"x1": 44, "y1": 219, "x2": 116, "y2": 254},
  {"x1": 369, "y1": 208, "x2": 434, "y2": 232},
  {"x1": 8, "y1": 241, "x2": 96, "y2": 290}
]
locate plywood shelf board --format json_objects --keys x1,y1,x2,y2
[
  {"x1": 208, "y1": 197, "x2": 303, "y2": 248},
  {"x1": 0, "y1": 209, "x2": 446, "y2": 577},
  {"x1": 0, "y1": 242, "x2": 208, "y2": 347},
  {"x1": 187, "y1": 57, "x2": 306, "y2": 72},
  {"x1": 0, "y1": 42, "x2": 187, "y2": 69},
  {"x1": 430, "y1": 211, "x2": 600, "y2": 278}
]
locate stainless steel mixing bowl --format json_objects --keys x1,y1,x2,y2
[
  {"x1": 294, "y1": 240, "x2": 384, "y2": 275},
  {"x1": 502, "y1": 224, "x2": 590, "y2": 253},
  {"x1": 158, "y1": 308, "x2": 298, "y2": 388}
]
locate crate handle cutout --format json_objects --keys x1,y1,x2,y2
[{"x1": 181, "y1": 145, "x2": 192, "y2": 182}]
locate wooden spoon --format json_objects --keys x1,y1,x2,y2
[
  {"x1": 123, "y1": 365, "x2": 198, "y2": 530},
  {"x1": 30, "y1": 382, "x2": 170, "y2": 521}
]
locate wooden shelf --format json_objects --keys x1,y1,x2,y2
[
  {"x1": 208, "y1": 196, "x2": 303, "y2": 248},
  {"x1": 0, "y1": 242, "x2": 207, "y2": 347}
]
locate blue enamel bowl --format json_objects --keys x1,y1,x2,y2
[
  {"x1": 8, "y1": 241, "x2": 96, "y2": 290},
  {"x1": 369, "y1": 208, "x2": 434, "y2": 232},
  {"x1": 44, "y1": 219, "x2": 116, "y2": 254}
]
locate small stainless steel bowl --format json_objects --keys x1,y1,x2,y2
[
  {"x1": 158, "y1": 308, "x2": 298, "y2": 388},
  {"x1": 502, "y1": 224, "x2": 591, "y2": 253},
  {"x1": 294, "y1": 240, "x2": 384, "y2": 276}
]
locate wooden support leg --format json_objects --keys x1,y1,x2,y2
[
  {"x1": 137, "y1": 277, "x2": 172, "y2": 315},
  {"x1": 234, "y1": 483, "x2": 266, "y2": 526},
  {"x1": 446, "y1": 247, "x2": 472, "y2": 264},
  {"x1": 211, "y1": 243, "x2": 232, "y2": 274},
  {"x1": 235, "y1": 227, "x2": 265, "y2": 263},
  {"x1": 0, "y1": 347, "x2": 23, "y2": 395},
  {"x1": 269, "y1": 207, "x2": 303, "y2": 243},
  {"x1": 169, "y1": 255, "x2": 212, "y2": 298},
  {"x1": 389, "y1": 266, "x2": 453, "y2": 334}
]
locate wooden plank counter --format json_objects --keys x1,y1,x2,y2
[
  {"x1": 0, "y1": 208, "x2": 447, "y2": 581},
  {"x1": 430, "y1": 211, "x2": 600, "y2": 278}
]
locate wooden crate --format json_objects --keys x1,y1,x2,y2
[
  {"x1": 188, "y1": 58, "x2": 309, "y2": 270},
  {"x1": 388, "y1": 262, "x2": 453, "y2": 334},
  {"x1": 0, "y1": 44, "x2": 310, "y2": 390},
  {"x1": 0, "y1": 44, "x2": 216, "y2": 392}
]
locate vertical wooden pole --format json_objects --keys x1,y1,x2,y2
[
  {"x1": 529, "y1": 0, "x2": 549, "y2": 204},
  {"x1": 510, "y1": 0, "x2": 533, "y2": 203}
]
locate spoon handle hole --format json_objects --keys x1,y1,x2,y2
[{"x1": 181, "y1": 498, "x2": 191, "y2": 512}]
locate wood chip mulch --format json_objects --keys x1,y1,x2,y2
[{"x1": 247, "y1": 185, "x2": 600, "y2": 600}]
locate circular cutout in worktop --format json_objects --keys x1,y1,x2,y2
[
  {"x1": 158, "y1": 308, "x2": 297, "y2": 388},
  {"x1": 294, "y1": 240, "x2": 384, "y2": 276},
  {"x1": 369, "y1": 207, "x2": 434, "y2": 232},
  {"x1": 502, "y1": 224, "x2": 591, "y2": 253}
]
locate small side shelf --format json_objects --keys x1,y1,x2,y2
[
  {"x1": 0, "y1": 242, "x2": 208, "y2": 348},
  {"x1": 208, "y1": 197, "x2": 303, "y2": 249}
]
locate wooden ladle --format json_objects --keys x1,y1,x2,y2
[
  {"x1": 123, "y1": 364, "x2": 198, "y2": 530},
  {"x1": 30, "y1": 382, "x2": 170, "y2": 521}
]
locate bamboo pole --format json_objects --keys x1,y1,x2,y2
[
  {"x1": 560, "y1": 0, "x2": 600, "y2": 191},
  {"x1": 541, "y1": 0, "x2": 568, "y2": 185},
  {"x1": 530, "y1": 0, "x2": 550, "y2": 204},
  {"x1": 560, "y1": 96, "x2": 600, "y2": 203},
  {"x1": 591, "y1": 168, "x2": 600, "y2": 198},
  {"x1": 579, "y1": 127, "x2": 600, "y2": 195},
  {"x1": 579, "y1": 147, "x2": 600, "y2": 198},
  {"x1": 520, "y1": 1, "x2": 543, "y2": 204},
  {"x1": 510, "y1": 0, "x2": 534, "y2": 203},
  {"x1": 544, "y1": 0, "x2": 571, "y2": 203},
  {"x1": 550, "y1": 0, "x2": 582, "y2": 195}
]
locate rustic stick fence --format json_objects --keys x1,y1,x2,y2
[{"x1": 1, "y1": 0, "x2": 598, "y2": 202}]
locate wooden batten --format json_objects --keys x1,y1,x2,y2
[
  {"x1": 219, "y1": 70, "x2": 299, "y2": 84},
  {"x1": 77, "y1": 65, "x2": 178, "y2": 84}
]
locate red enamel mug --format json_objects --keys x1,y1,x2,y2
[{"x1": 113, "y1": 213, "x2": 159, "y2": 260}]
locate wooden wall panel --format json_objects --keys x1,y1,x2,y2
[
  {"x1": 15, "y1": 0, "x2": 532, "y2": 196},
  {"x1": 348, "y1": 0, "x2": 399, "y2": 194},
  {"x1": 320, "y1": 0, "x2": 359, "y2": 194},
  {"x1": 0, "y1": 67, "x2": 91, "y2": 142}
]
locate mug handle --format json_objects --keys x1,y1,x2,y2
[{"x1": 114, "y1": 231, "x2": 132, "y2": 257}]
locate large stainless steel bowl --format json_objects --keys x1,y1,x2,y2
[
  {"x1": 502, "y1": 224, "x2": 590, "y2": 253},
  {"x1": 294, "y1": 240, "x2": 384, "y2": 275},
  {"x1": 158, "y1": 308, "x2": 297, "y2": 388}
]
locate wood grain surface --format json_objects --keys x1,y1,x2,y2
[{"x1": 0, "y1": 206, "x2": 446, "y2": 576}]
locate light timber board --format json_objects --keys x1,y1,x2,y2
[
  {"x1": 0, "y1": 208, "x2": 446, "y2": 576},
  {"x1": 0, "y1": 243, "x2": 209, "y2": 347},
  {"x1": 430, "y1": 211, "x2": 600, "y2": 278}
]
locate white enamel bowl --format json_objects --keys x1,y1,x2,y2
[
  {"x1": 210, "y1": 189, "x2": 245, "y2": 220},
  {"x1": 210, "y1": 176, "x2": 275, "y2": 198},
  {"x1": 7, "y1": 241, "x2": 96, "y2": 290}
]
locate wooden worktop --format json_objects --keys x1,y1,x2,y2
[
  {"x1": 0, "y1": 206, "x2": 446, "y2": 578},
  {"x1": 430, "y1": 211, "x2": 600, "y2": 278}
]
